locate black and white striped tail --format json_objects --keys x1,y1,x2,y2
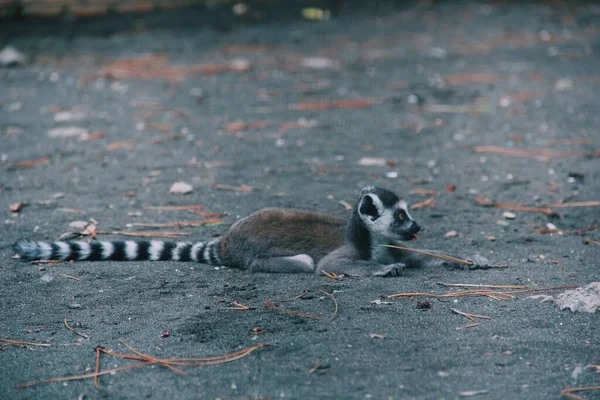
[{"x1": 12, "y1": 238, "x2": 223, "y2": 264}]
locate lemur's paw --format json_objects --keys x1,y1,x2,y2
[
  {"x1": 465, "y1": 254, "x2": 491, "y2": 270},
  {"x1": 372, "y1": 263, "x2": 406, "y2": 277}
]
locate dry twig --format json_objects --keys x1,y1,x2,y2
[
  {"x1": 222, "y1": 301, "x2": 256, "y2": 310},
  {"x1": 450, "y1": 308, "x2": 491, "y2": 322},
  {"x1": 63, "y1": 320, "x2": 90, "y2": 339},
  {"x1": 18, "y1": 341, "x2": 266, "y2": 389},
  {"x1": 560, "y1": 386, "x2": 600, "y2": 400},
  {"x1": 584, "y1": 238, "x2": 600, "y2": 246},
  {"x1": 386, "y1": 285, "x2": 580, "y2": 300},
  {"x1": 380, "y1": 244, "x2": 473, "y2": 266},
  {"x1": 0, "y1": 338, "x2": 50, "y2": 347},
  {"x1": 145, "y1": 205, "x2": 206, "y2": 211},
  {"x1": 265, "y1": 290, "x2": 338, "y2": 322},
  {"x1": 437, "y1": 282, "x2": 527, "y2": 290},
  {"x1": 473, "y1": 145, "x2": 600, "y2": 161},
  {"x1": 132, "y1": 219, "x2": 223, "y2": 228},
  {"x1": 98, "y1": 230, "x2": 192, "y2": 238}
]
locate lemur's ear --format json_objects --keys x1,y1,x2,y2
[{"x1": 359, "y1": 194, "x2": 381, "y2": 221}]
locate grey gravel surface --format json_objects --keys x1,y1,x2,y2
[{"x1": 1, "y1": 1, "x2": 599, "y2": 399}]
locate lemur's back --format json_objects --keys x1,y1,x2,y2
[{"x1": 222, "y1": 208, "x2": 345, "y2": 268}]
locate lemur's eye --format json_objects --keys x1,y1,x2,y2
[{"x1": 397, "y1": 210, "x2": 405, "y2": 220}]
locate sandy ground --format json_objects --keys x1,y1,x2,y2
[{"x1": 1, "y1": 1, "x2": 599, "y2": 399}]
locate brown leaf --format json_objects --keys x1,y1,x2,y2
[
  {"x1": 12, "y1": 156, "x2": 51, "y2": 169},
  {"x1": 446, "y1": 73, "x2": 499, "y2": 85},
  {"x1": 227, "y1": 121, "x2": 270, "y2": 133},
  {"x1": 409, "y1": 189, "x2": 440, "y2": 196},
  {"x1": 510, "y1": 90, "x2": 544, "y2": 102},
  {"x1": 79, "y1": 131, "x2": 108, "y2": 141},
  {"x1": 412, "y1": 197, "x2": 436, "y2": 209},
  {"x1": 81, "y1": 224, "x2": 98, "y2": 239},
  {"x1": 294, "y1": 98, "x2": 378, "y2": 111},
  {"x1": 106, "y1": 141, "x2": 135, "y2": 151},
  {"x1": 9, "y1": 202, "x2": 28, "y2": 213},
  {"x1": 368, "y1": 333, "x2": 385, "y2": 339},
  {"x1": 148, "y1": 123, "x2": 174, "y2": 132},
  {"x1": 212, "y1": 184, "x2": 253, "y2": 192},
  {"x1": 98, "y1": 55, "x2": 250, "y2": 82}
]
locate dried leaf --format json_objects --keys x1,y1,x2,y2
[
  {"x1": 99, "y1": 55, "x2": 251, "y2": 82},
  {"x1": 9, "y1": 202, "x2": 28, "y2": 213},
  {"x1": 554, "y1": 283, "x2": 600, "y2": 313},
  {"x1": 148, "y1": 124, "x2": 174, "y2": 132},
  {"x1": 212, "y1": 184, "x2": 253, "y2": 192},
  {"x1": 446, "y1": 73, "x2": 499, "y2": 85},
  {"x1": 409, "y1": 189, "x2": 440, "y2": 196},
  {"x1": 169, "y1": 182, "x2": 193, "y2": 195},
  {"x1": 227, "y1": 121, "x2": 270, "y2": 133},
  {"x1": 106, "y1": 140, "x2": 135, "y2": 151},
  {"x1": 368, "y1": 333, "x2": 385, "y2": 339},
  {"x1": 79, "y1": 131, "x2": 108, "y2": 141},
  {"x1": 81, "y1": 224, "x2": 98, "y2": 239},
  {"x1": 294, "y1": 98, "x2": 378, "y2": 111},
  {"x1": 412, "y1": 197, "x2": 436, "y2": 209},
  {"x1": 12, "y1": 156, "x2": 51, "y2": 169},
  {"x1": 48, "y1": 127, "x2": 88, "y2": 138},
  {"x1": 473, "y1": 145, "x2": 599, "y2": 161}
]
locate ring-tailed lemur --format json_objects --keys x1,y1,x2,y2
[{"x1": 12, "y1": 187, "x2": 490, "y2": 277}]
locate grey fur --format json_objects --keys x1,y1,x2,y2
[{"x1": 12, "y1": 187, "x2": 490, "y2": 277}]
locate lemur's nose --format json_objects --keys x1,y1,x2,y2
[{"x1": 409, "y1": 221, "x2": 421, "y2": 234}]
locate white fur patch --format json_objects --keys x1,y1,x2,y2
[
  {"x1": 125, "y1": 241, "x2": 138, "y2": 260},
  {"x1": 285, "y1": 254, "x2": 315, "y2": 269},
  {"x1": 207, "y1": 239, "x2": 221, "y2": 264},
  {"x1": 77, "y1": 242, "x2": 91, "y2": 260},
  {"x1": 100, "y1": 242, "x2": 114, "y2": 260},
  {"x1": 37, "y1": 241, "x2": 53, "y2": 259},
  {"x1": 149, "y1": 240, "x2": 164, "y2": 261},
  {"x1": 190, "y1": 242, "x2": 203, "y2": 262},
  {"x1": 55, "y1": 242, "x2": 71, "y2": 260},
  {"x1": 203, "y1": 241, "x2": 212, "y2": 263},
  {"x1": 397, "y1": 200, "x2": 414, "y2": 220},
  {"x1": 172, "y1": 242, "x2": 189, "y2": 261}
]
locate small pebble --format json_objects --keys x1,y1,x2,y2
[
  {"x1": 503, "y1": 211, "x2": 516, "y2": 219},
  {"x1": 445, "y1": 230, "x2": 458, "y2": 238}
]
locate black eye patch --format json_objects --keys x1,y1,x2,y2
[{"x1": 360, "y1": 195, "x2": 380, "y2": 221}]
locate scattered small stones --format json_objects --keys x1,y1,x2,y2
[
  {"x1": 0, "y1": 46, "x2": 27, "y2": 67},
  {"x1": 358, "y1": 157, "x2": 387, "y2": 166},
  {"x1": 168, "y1": 182, "x2": 193, "y2": 195},
  {"x1": 502, "y1": 211, "x2": 516, "y2": 220},
  {"x1": 554, "y1": 78, "x2": 574, "y2": 91}
]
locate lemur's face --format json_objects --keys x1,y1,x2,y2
[{"x1": 358, "y1": 187, "x2": 420, "y2": 241}]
